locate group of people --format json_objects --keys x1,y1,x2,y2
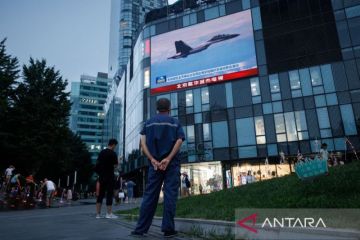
[{"x1": 0, "y1": 166, "x2": 59, "y2": 209}]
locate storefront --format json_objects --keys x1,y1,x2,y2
[
  {"x1": 181, "y1": 161, "x2": 223, "y2": 195},
  {"x1": 231, "y1": 160, "x2": 294, "y2": 187}
]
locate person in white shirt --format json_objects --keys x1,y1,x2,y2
[
  {"x1": 320, "y1": 143, "x2": 329, "y2": 161},
  {"x1": 4, "y1": 165, "x2": 15, "y2": 185},
  {"x1": 44, "y1": 178, "x2": 56, "y2": 208}
]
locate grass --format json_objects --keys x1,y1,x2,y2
[{"x1": 117, "y1": 160, "x2": 360, "y2": 221}]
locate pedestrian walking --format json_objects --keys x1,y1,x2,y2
[
  {"x1": 181, "y1": 172, "x2": 190, "y2": 197},
  {"x1": 131, "y1": 98, "x2": 185, "y2": 238},
  {"x1": 125, "y1": 179, "x2": 136, "y2": 203},
  {"x1": 94, "y1": 139, "x2": 118, "y2": 219}
]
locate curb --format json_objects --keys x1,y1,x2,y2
[{"x1": 121, "y1": 214, "x2": 360, "y2": 239}]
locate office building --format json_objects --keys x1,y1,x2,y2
[{"x1": 70, "y1": 73, "x2": 111, "y2": 163}]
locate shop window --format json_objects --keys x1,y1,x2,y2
[{"x1": 180, "y1": 161, "x2": 222, "y2": 195}]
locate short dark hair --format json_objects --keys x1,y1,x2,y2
[
  {"x1": 108, "y1": 139, "x2": 118, "y2": 146},
  {"x1": 156, "y1": 98, "x2": 171, "y2": 112}
]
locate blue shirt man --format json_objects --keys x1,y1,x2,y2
[{"x1": 132, "y1": 98, "x2": 185, "y2": 238}]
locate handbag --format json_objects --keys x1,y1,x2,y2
[{"x1": 118, "y1": 192, "x2": 125, "y2": 198}]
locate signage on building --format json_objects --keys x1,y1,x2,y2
[{"x1": 150, "y1": 10, "x2": 258, "y2": 94}]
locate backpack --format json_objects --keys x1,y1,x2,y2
[{"x1": 185, "y1": 177, "x2": 191, "y2": 188}]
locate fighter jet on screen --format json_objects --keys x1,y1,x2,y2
[{"x1": 168, "y1": 33, "x2": 240, "y2": 59}]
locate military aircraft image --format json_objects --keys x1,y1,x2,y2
[{"x1": 168, "y1": 33, "x2": 240, "y2": 59}]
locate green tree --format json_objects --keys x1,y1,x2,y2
[
  {"x1": 0, "y1": 40, "x2": 93, "y2": 185},
  {"x1": 0, "y1": 38, "x2": 19, "y2": 113},
  {"x1": 7, "y1": 58, "x2": 71, "y2": 176},
  {"x1": 0, "y1": 38, "x2": 20, "y2": 169}
]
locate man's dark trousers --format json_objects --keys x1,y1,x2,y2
[{"x1": 134, "y1": 161, "x2": 180, "y2": 233}]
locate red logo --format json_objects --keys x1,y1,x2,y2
[{"x1": 236, "y1": 213, "x2": 258, "y2": 233}]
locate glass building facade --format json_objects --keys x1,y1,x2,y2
[
  {"x1": 104, "y1": 0, "x2": 360, "y2": 196},
  {"x1": 108, "y1": 0, "x2": 164, "y2": 80},
  {"x1": 70, "y1": 73, "x2": 111, "y2": 163}
]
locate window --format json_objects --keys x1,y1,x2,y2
[
  {"x1": 289, "y1": 70, "x2": 302, "y2": 98},
  {"x1": 250, "y1": 77, "x2": 261, "y2": 104},
  {"x1": 205, "y1": 6, "x2": 219, "y2": 21},
  {"x1": 250, "y1": 77, "x2": 261, "y2": 96},
  {"x1": 267, "y1": 144, "x2": 278, "y2": 156},
  {"x1": 269, "y1": 74, "x2": 280, "y2": 92},
  {"x1": 274, "y1": 113, "x2": 286, "y2": 142},
  {"x1": 254, "y1": 116, "x2": 266, "y2": 144},
  {"x1": 144, "y1": 68, "x2": 150, "y2": 88},
  {"x1": 284, "y1": 112, "x2": 298, "y2": 142},
  {"x1": 310, "y1": 66, "x2": 323, "y2": 86},
  {"x1": 225, "y1": 83, "x2": 233, "y2": 108},
  {"x1": 294, "y1": 111, "x2": 309, "y2": 140},
  {"x1": 252, "y1": 7, "x2": 262, "y2": 31},
  {"x1": 187, "y1": 125, "x2": 195, "y2": 143},
  {"x1": 186, "y1": 90, "x2": 194, "y2": 113},
  {"x1": 340, "y1": 104, "x2": 357, "y2": 135},
  {"x1": 345, "y1": 5, "x2": 360, "y2": 18},
  {"x1": 212, "y1": 121, "x2": 229, "y2": 148},
  {"x1": 201, "y1": 87, "x2": 209, "y2": 111},
  {"x1": 203, "y1": 123, "x2": 212, "y2": 141},
  {"x1": 317, "y1": 108, "x2": 332, "y2": 138},
  {"x1": 236, "y1": 118, "x2": 256, "y2": 146}
]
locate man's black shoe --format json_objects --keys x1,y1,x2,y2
[
  {"x1": 130, "y1": 231, "x2": 144, "y2": 237},
  {"x1": 164, "y1": 230, "x2": 178, "y2": 238}
]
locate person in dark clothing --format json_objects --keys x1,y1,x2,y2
[
  {"x1": 131, "y1": 98, "x2": 185, "y2": 238},
  {"x1": 95, "y1": 139, "x2": 118, "y2": 219}
]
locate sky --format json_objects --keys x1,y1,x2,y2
[{"x1": 0, "y1": 0, "x2": 111, "y2": 92}]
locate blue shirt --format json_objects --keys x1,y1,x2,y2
[{"x1": 140, "y1": 113, "x2": 185, "y2": 162}]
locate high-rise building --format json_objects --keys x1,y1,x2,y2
[
  {"x1": 108, "y1": 0, "x2": 164, "y2": 80},
  {"x1": 70, "y1": 72, "x2": 111, "y2": 163}
]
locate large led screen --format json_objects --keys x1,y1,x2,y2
[{"x1": 150, "y1": 10, "x2": 258, "y2": 94}]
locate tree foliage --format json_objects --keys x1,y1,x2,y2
[{"x1": 0, "y1": 39, "x2": 93, "y2": 185}]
